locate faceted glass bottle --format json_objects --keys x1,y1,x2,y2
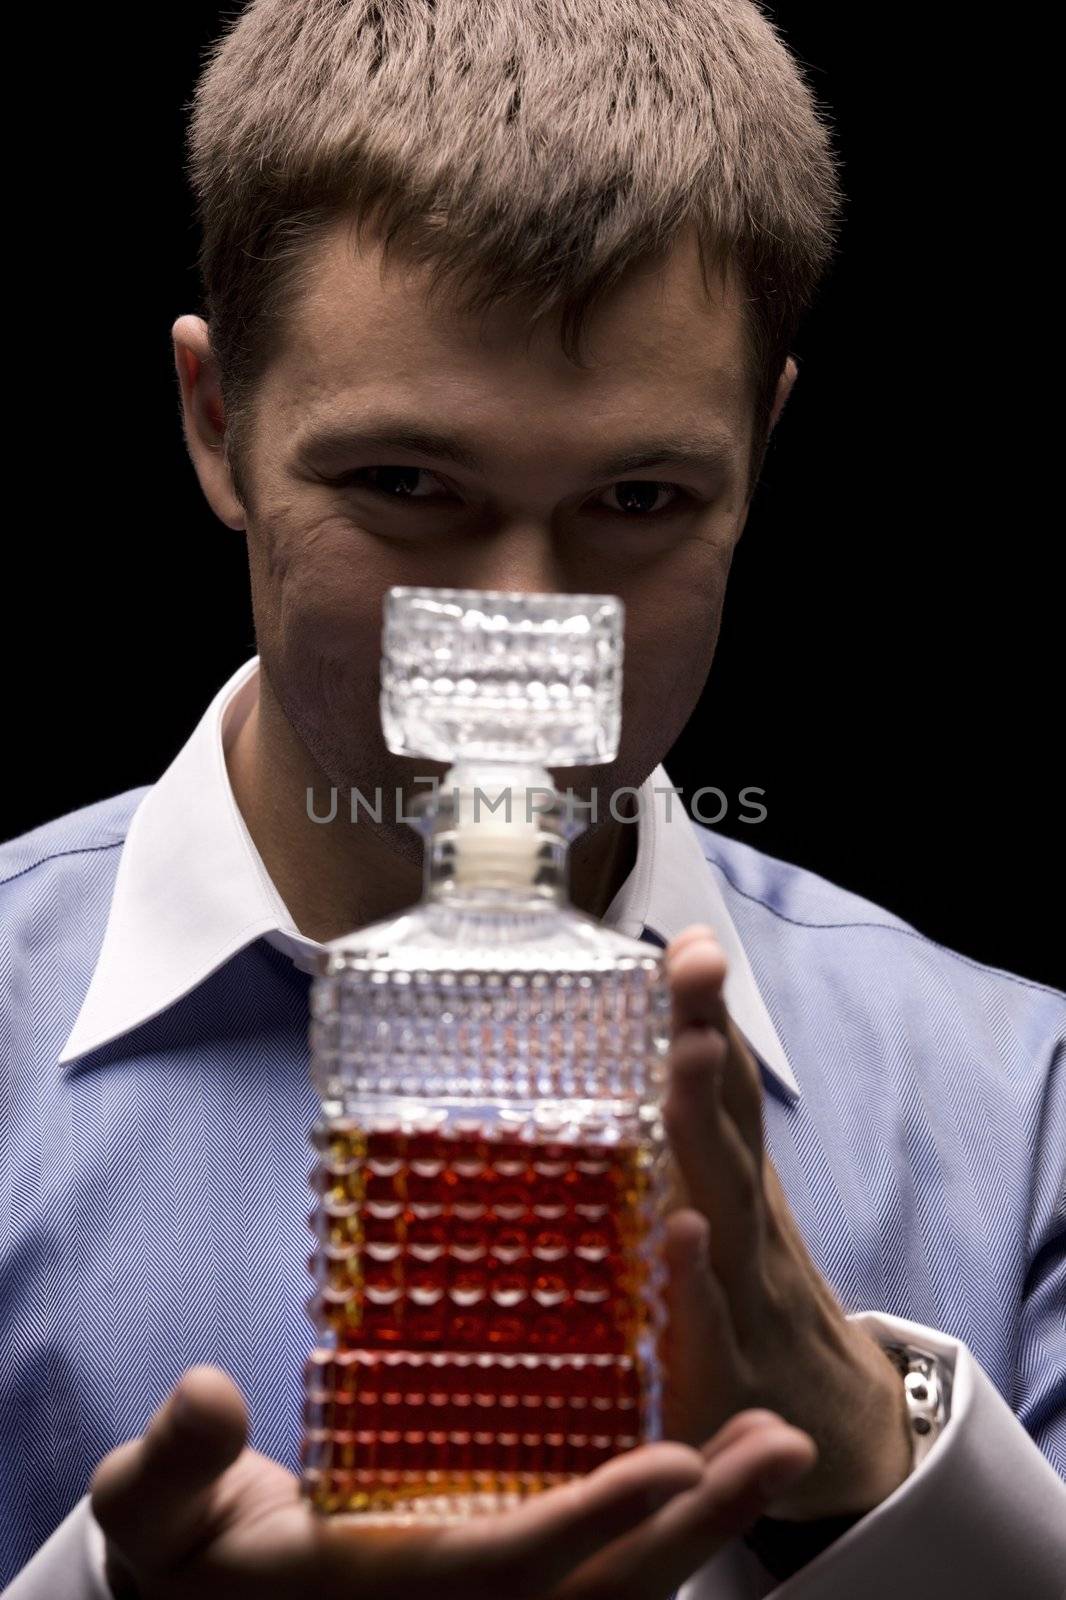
[{"x1": 300, "y1": 588, "x2": 672, "y2": 1521}]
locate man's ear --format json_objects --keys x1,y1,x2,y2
[
  {"x1": 769, "y1": 355, "x2": 799, "y2": 433},
  {"x1": 172, "y1": 315, "x2": 247, "y2": 531},
  {"x1": 737, "y1": 354, "x2": 800, "y2": 522}
]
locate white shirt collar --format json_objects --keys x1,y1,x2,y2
[
  {"x1": 59, "y1": 656, "x2": 799, "y2": 1097},
  {"x1": 602, "y1": 781, "x2": 799, "y2": 1096}
]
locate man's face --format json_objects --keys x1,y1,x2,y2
[{"x1": 208, "y1": 220, "x2": 763, "y2": 809}]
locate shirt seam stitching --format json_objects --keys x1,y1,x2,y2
[
  {"x1": 700, "y1": 850, "x2": 1066, "y2": 1002},
  {"x1": 0, "y1": 838, "x2": 126, "y2": 890}
]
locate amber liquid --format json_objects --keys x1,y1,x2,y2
[{"x1": 302, "y1": 1121, "x2": 658, "y2": 1514}]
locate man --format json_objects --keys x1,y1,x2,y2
[{"x1": 3, "y1": 1, "x2": 1064, "y2": 1596}]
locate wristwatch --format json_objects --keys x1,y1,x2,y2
[{"x1": 741, "y1": 1341, "x2": 952, "y2": 1582}]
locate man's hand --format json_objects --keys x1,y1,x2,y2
[
  {"x1": 90, "y1": 1364, "x2": 816, "y2": 1600},
  {"x1": 661, "y1": 925, "x2": 913, "y2": 1521}
]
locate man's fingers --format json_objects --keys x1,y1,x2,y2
[
  {"x1": 667, "y1": 932, "x2": 730, "y2": 1034},
  {"x1": 665, "y1": 1029, "x2": 763, "y2": 1291},
  {"x1": 556, "y1": 1416, "x2": 818, "y2": 1599},
  {"x1": 89, "y1": 1365, "x2": 248, "y2": 1572},
  {"x1": 667, "y1": 931, "x2": 765, "y2": 1158},
  {"x1": 662, "y1": 1208, "x2": 735, "y2": 1445},
  {"x1": 436, "y1": 1440, "x2": 708, "y2": 1597},
  {"x1": 718, "y1": 1016, "x2": 767, "y2": 1157},
  {"x1": 700, "y1": 1407, "x2": 789, "y2": 1464}
]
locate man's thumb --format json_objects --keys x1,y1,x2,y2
[{"x1": 90, "y1": 1365, "x2": 248, "y2": 1572}]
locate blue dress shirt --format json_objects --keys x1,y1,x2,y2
[{"x1": 3, "y1": 656, "x2": 1065, "y2": 1598}]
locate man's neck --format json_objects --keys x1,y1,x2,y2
[{"x1": 226, "y1": 675, "x2": 639, "y2": 944}]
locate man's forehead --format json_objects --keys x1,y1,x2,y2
[{"x1": 284, "y1": 216, "x2": 751, "y2": 393}]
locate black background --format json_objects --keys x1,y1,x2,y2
[{"x1": 4, "y1": 5, "x2": 1061, "y2": 989}]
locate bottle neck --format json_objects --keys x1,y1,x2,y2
[{"x1": 409, "y1": 760, "x2": 582, "y2": 907}]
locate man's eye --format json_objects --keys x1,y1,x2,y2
[
  {"x1": 597, "y1": 481, "x2": 687, "y2": 516},
  {"x1": 344, "y1": 466, "x2": 449, "y2": 500},
  {"x1": 340, "y1": 466, "x2": 688, "y2": 517}
]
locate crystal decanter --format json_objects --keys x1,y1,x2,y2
[{"x1": 301, "y1": 586, "x2": 672, "y2": 1520}]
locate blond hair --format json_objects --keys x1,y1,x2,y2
[{"x1": 187, "y1": 0, "x2": 843, "y2": 501}]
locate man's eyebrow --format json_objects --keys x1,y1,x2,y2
[{"x1": 297, "y1": 419, "x2": 736, "y2": 478}]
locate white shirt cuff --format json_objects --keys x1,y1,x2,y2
[
  {"x1": 679, "y1": 1310, "x2": 1066, "y2": 1600},
  {"x1": 2, "y1": 1494, "x2": 114, "y2": 1599}
]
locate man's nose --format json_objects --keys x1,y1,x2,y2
[{"x1": 450, "y1": 520, "x2": 568, "y2": 596}]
